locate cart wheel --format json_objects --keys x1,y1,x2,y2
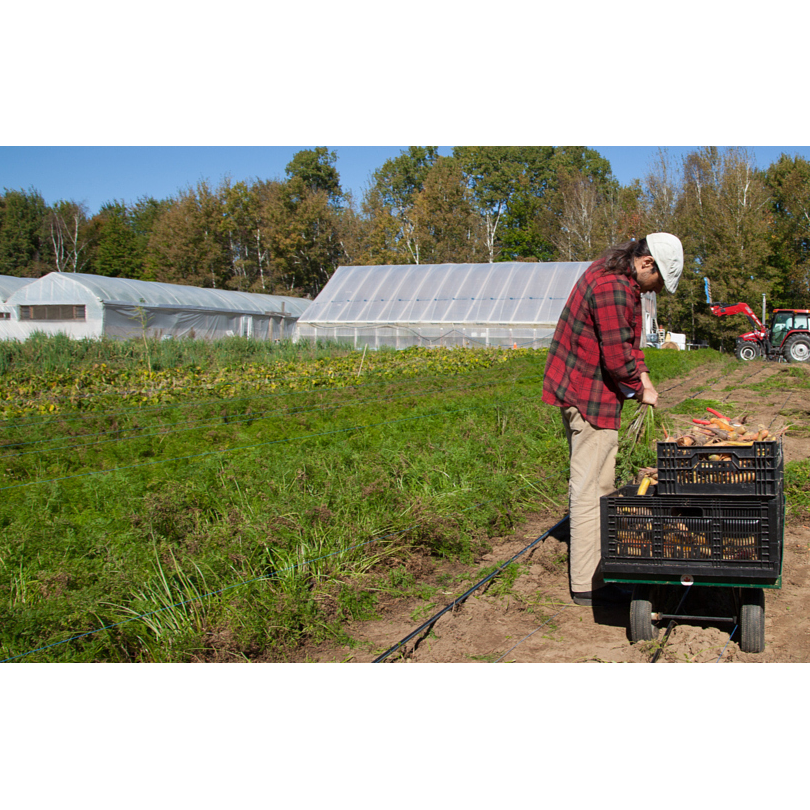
[
  {"x1": 630, "y1": 584, "x2": 659, "y2": 643},
  {"x1": 739, "y1": 588, "x2": 765, "y2": 653}
]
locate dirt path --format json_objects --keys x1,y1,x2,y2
[{"x1": 299, "y1": 360, "x2": 810, "y2": 664}]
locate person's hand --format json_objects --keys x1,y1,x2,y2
[
  {"x1": 640, "y1": 372, "x2": 659, "y2": 407},
  {"x1": 641, "y1": 386, "x2": 659, "y2": 407}
]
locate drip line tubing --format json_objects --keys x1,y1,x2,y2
[{"x1": 373, "y1": 515, "x2": 570, "y2": 663}]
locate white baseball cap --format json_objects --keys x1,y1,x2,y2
[{"x1": 646, "y1": 233, "x2": 684, "y2": 294}]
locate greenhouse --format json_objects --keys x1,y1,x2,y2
[
  {"x1": 295, "y1": 262, "x2": 659, "y2": 350},
  {"x1": 0, "y1": 275, "x2": 34, "y2": 301},
  {"x1": 0, "y1": 272, "x2": 310, "y2": 342}
]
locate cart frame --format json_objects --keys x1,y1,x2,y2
[{"x1": 600, "y1": 483, "x2": 784, "y2": 654}]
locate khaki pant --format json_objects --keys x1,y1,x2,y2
[{"x1": 561, "y1": 406, "x2": 618, "y2": 593}]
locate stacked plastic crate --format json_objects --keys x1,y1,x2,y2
[{"x1": 600, "y1": 440, "x2": 785, "y2": 587}]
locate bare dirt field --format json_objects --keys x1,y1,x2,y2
[{"x1": 298, "y1": 360, "x2": 810, "y2": 664}]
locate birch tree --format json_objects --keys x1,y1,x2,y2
[
  {"x1": 369, "y1": 147, "x2": 439, "y2": 264},
  {"x1": 47, "y1": 200, "x2": 91, "y2": 273},
  {"x1": 549, "y1": 170, "x2": 601, "y2": 260}
]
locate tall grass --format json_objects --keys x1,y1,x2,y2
[
  {"x1": 0, "y1": 343, "x2": 557, "y2": 660},
  {"x1": 0, "y1": 332, "x2": 351, "y2": 376}
]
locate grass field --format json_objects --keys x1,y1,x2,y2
[{"x1": 0, "y1": 336, "x2": 747, "y2": 662}]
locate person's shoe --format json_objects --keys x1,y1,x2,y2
[{"x1": 571, "y1": 584, "x2": 632, "y2": 607}]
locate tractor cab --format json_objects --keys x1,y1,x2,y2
[{"x1": 769, "y1": 309, "x2": 810, "y2": 348}]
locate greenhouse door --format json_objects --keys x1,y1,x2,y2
[{"x1": 240, "y1": 316, "x2": 253, "y2": 338}]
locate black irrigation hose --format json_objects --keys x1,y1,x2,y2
[{"x1": 372, "y1": 515, "x2": 570, "y2": 663}]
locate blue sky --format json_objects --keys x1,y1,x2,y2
[{"x1": 2, "y1": 145, "x2": 809, "y2": 216}]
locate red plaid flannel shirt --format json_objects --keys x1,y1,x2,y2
[{"x1": 542, "y1": 260, "x2": 648, "y2": 430}]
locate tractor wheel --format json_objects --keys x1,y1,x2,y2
[
  {"x1": 735, "y1": 342, "x2": 760, "y2": 362},
  {"x1": 784, "y1": 334, "x2": 810, "y2": 363}
]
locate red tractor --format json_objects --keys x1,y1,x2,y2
[{"x1": 705, "y1": 280, "x2": 810, "y2": 362}]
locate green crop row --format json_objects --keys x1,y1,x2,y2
[
  {"x1": 0, "y1": 344, "x2": 559, "y2": 661},
  {"x1": 0, "y1": 340, "x2": 731, "y2": 662}
]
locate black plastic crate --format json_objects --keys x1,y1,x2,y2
[
  {"x1": 600, "y1": 486, "x2": 783, "y2": 583},
  {"x1": 656, "y1": 439, "x2": 783, "y2": 497}
]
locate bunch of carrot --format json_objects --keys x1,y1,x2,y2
[
  {"x1": 690, "y1": 408, "x2": 771, "y2": 443},
  {"x1": 663, "y1": 407, "x2": 777, "y2": 448}
]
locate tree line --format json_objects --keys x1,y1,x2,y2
[{"x1": 2, "y1": 145, "x2": 809, "y2": 347}]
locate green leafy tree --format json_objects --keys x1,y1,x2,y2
[
  {"x1": 92, "y1": 202, "x2": 143, "y2": 278},
  {"x1": 410, "y1": 157, "x2": 485, "y2": 264},
  {"x1": 130, "y1": 197, "x2": 171, "y2": 280},
  {"x1": 369, "y1": 147, "x2": 440, "y2": 263},
  {"x1": 285, "y1": 147, "x2": 342, "y2": 204},
  {"x1": 373, "y1": 147, "x2": 439, "y2": 210},
  {"x1": 453, "y1": 146, "x2": 553, "y2": 261},
  {"x1": 764, "y1": 153, "x2": 810, "y2": 306},
  {"x1": 0, "y1": 187, "x2": 52, "y2": 276},
  {"x1": 548, "y1": 146, "x2": 612, "y2": 183},
  {"x1": 536, "y1": 155, "x2": 619, "y2": 263},
  {"x1": 496, "y1": 172, "x2": 561, "y2": 262},
  {"x1": 454, "y1": 146, "x2": 613, "y2": 262}
]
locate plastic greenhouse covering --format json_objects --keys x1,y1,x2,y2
[
  {"x1": 296, "y1": 262, "x2": 601, "y2": 349},
  {"x1": 0, "y1": 275, "x2": 35, "y2": 301},
  {"x1": 0, "y1": 272, "x2": 310, "y2": 342}
]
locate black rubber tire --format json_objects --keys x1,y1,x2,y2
[
  {"x1": 630, "y1": 584, "x2": 659, "y2": 643},
  {"x1": 739, "y1": 588, "x2": 765, "y2": 653},
  {"x1": 735, "y1": 342, "x2": 760, "y2": 361},
  {"x1": 784, "y1": 334, "x2": 810, "y2": 363}
]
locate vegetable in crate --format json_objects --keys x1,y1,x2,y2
[{"x1": 665, "y1": 407, "x2": 782, "y2": 448}]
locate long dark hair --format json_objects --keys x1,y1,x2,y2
[{"x1": 599, "y1": 238, "x2": 651, "y2": 277}]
